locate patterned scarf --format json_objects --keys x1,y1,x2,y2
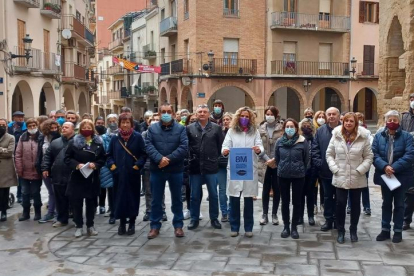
[
  {"x1": 119, "y1": 128, "x2": 133, "y2": 142},
  {"x1": 280, "y1": 133, "x2": 299, "y2": 147}
]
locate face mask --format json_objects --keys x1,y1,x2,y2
[
  {"x1": 301, "y1": 127, "x2": 313, "y2": 135},
  {"x1": 28, "y1": 128, "x2": 38, "y2": 135},
  {"x1": 214, "y1": 107, "x2": 222, "y2": 115},
  {"x1": 285, "y1": 128, "x2": 296, "y2": 137},
  {"x1": 317, "y1": 118, "x2": 325, "y2": 125},
  {"x1": 181, "y1": 116, "x2": 187, "y2": 122},
  {"x1": 239, "y1": 117, "x2": 249, "y2": 127},
  {"x1": 80, "y1": 129, "x2": 94, "y2": 137},
  {"x1": 0, "y1": 126, "x2": 6, "y2": 136},
  {"x1": 150, "y1": 121, "x2": 158, "y2": 125},
  {"x1": 16, "y1": 121, "x2": 24, "y2": 127},
  {"x1": 56, "y1": 117, "x2": 65, "y2": 126},
  {"x1": 161, "y1": 113, "x2": 172, "y2": 123},
  {"x1": 50, "y1": 131, "x2": 60, "y2": 138},
  {"x1": 410, "y1": 101, "x2": 414, "y2": 109},
  {"x1": 266, "y1": 115, "x2": 275, "y2": 124},
  {"x1": 95, "y1": 125, "x2": 107, "y2": 135},
  {"x1": 108, "y1": 123, "x2": 118, "y2": 130},
  {"x1": 386, "y1": 122, "x2": 400, "y2": 131},
  {"x1": 306, "y1": 116, "x2": 313, "y2": 119}
]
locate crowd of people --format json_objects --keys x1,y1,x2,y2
[{"x1": 1, "y1": 95, "x2": 414, "y2": 244}]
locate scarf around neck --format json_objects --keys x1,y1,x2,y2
[
  {"x1": 280, "y1": 133, "x2": 299, "y2": 147},
  {"x1": 119, "y1": 128, "x2": 133, "y2": 141}
]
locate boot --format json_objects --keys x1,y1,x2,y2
[
  {"x1": 321, "y1": 221, "x2": 333, "y2": 231},
  {"x1": 376, "y1": 230, "x2": 391, "y2": 241},
  {"x1": 118, "y1": 222, "x2": 126, "y2": 235},
  {"x1": 350, "y1": 230, "x2": 358, "y2": 242},
  {"x1": 392, "y1": 232, "x2": 402, "y2": 243},
  {"x1": 19, "y1": 207, "x2": 30, "y2": 221},
  {"x1": 33, "y1": 206, "x2": 41, "y2": 221},
  {"x1": 0, "y1": 211, "x2": 7, "y2": 222},
  {"x1": 281, "y1": 225, "x2": 290, "y2": 238},
  {"x1": 337, "y1": 230, "x2": 345, "y2": 244},
  {"x1": 291, "y1": 225, "x2": 299, "y2": 239}
]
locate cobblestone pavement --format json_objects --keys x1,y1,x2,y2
[{"x1": 1, "y1": 172, "x2": 414, "y2": 276}]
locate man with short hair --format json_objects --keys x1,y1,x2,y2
[
  {"x1": 186, "y1": 105, "x2": 223, "y2": 230},
  {"x1": 55, "y1": 110, "x2": 66, "y2": 126},
  {"x1": 49, "y1": 110, "x2": 56, "y2": 121},
  {"x1": 139, "y1": 110, "x2": 154, "y2": 133},
  {"x1": 312, "y1": 107, "x2": 341, "y2": 231},
  {"x1": 179, "y1": 109, "x2": 189, "y2": 126},
  {"x1": 41, "y1": 122, "x2": 75, "y2": 227},
  {"x1": 146, "y1": 103, "x2": 188, "y2": 239},
  {"x1": 121, "y1": 106, "x2": 140, "y2": 132}
]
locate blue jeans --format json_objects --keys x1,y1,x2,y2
[
  {"x1": 190, "y1": 174, "x2": 219, "y2": 221},
  {"x1": 321, "y1": 177, "x2": 336, "y2": 223},
  {"x1": 20, "y1": 178, "x2": 42, "y2": 209},
  {"x1": 150, "y1": 171, "x2": 184, "y2": 230},
  {"x1": 229, "y1": 194, "x2": 253, "y2": 232},
  {"x1": 381, "y1": 184, "x2": 405, "y2": 232},
  {"x1": 216, "y1": 168, "x2": 229, "y2": 216}
]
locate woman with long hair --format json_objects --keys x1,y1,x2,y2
[
  {"x1": 326, "y1": 112, "x2": 373, "y2": 243},
  {"x1": 222, "y1": 107, "x2": 263, "y2": 238}
]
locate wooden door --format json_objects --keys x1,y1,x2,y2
[
  {"x1": 44, "y1": 30, "x2": 50, "y2": 70},
  {"x1": 363, "y1": 45, "x2": 375, "y2": 75},
  {"x1": 17, "y1": 20, "x2": 25, "y2": 66},
  {"x1": 365, "y1": 89, "x2": 373, "y2": 120}
]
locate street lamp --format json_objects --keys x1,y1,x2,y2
[
  {"x1": 350, "y1": 57, "x2": 357, "y2": 77},
  {"x1": 207, "y1": 50, "x2": 214, "y2": 71},
  {"x1": 303, "y1": 79, "x2": 311, "y2": 92},
  {"x1": 10, "y1": 34, "x2": 33, "y2": 64}
]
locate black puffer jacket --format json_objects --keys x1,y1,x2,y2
[
  {"x1": 187, "y1": 121, "x2": 224, "y2": 175},
  {"x1": 35, "y1": 133, "x2": 61, "y2": 175},
  {"x1": 275, "y1": 135, "x2": 309, "y2": 179},
  {"x1": 401, "y1": 110, "x2": 414, "y2": 132},
  {"x1": 218, "y1": 127, "x2": 230, "y2": 168},
  {"x1": 41, "y1": 135, "x2": 74, "y2": 186},
  {"x1": 311, "y1": 123, "x2": 338, "y2": 179}
]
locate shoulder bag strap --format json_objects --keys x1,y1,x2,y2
[{"x1": 118, "y1": 139, "x2": 138, "y2": 162}]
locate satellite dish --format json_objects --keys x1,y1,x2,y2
[
  {"x1": 182, "y1": 76, "x2": 191, "y2": 86},
  {"x1": 62, "y1": 29, "x2": 72, "y2": 39}
]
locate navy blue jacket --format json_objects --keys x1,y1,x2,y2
[
  {"x1": 99, "y1": 134, "x2": 113, "y2": 189},
  {"x1": 372, "y1": 127, "x2": 414, "y2": 188},
  {"x1": 312, "y1": 123, "x2": 338, "y2": 179},
  {"x1": 275, "y1": 135, "x2": 309, "y2": 179},
  {"x1": 145, "y1": 120, "x2": 188, "y2": 173},
  {"x1": 7, "y1": 122, "x2": 26, "y2": 151}
]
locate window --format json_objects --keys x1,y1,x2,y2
[
  {"x1": 17, "y1": 20, "x2": 26, "y2": 66},
  {"x1": 161, "y1": 9, "x2": 165, "y2": 20},
  {"x1": 76, "y1": 11, "x2": 81, "y2": 21},
  {"x1": 184, "y1": 0, "x2": 189, "y2": 20},
  {"x1": 184, "y1": 39, "x2": 189, "y2": 59},
  {"x1": 283, "y1": 42, "x2": 296, "y2": 73},
  {"x1": 363, "y1": 45, "x2": 375, "y2": 75},
  {"x1": 171, "y1": 0, "x2": 177, "y2": 17},
  {"x1": 223, "y1": 38, "x2": 239, "y2": 65},
  {"x1": 223, "y1": 0, "x2": 239, "y2": 16},
  {"x1": 161, "y1": 48, "x2": 165, "y2": 64},
  {"x1": 319, "y1": 43, "x2": 332, "y2": 71},
  {"x1": 284, "y1": 0, "x2": 297, "y2": 12},
  {"x1": 319, "y1": 0, "x2": 331, "y2": 21},
  {"x1": 171, "y1": 44, "x2": 176, "y2": 61},
  {"x1": 113, "y1": 33, "x2": 116, "y2": 41},
  {"x1": 359, "y1": 1, "x2": 379, "y2": 23},
  {"x1": 44, "y1": 29, "x2": 50, "y2": 69}
]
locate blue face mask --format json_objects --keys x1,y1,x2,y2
[
  {"x1": 181, "y1": 116, "x2": 187, "y2": 122},
  {"x1": 161, "y1": 113, "x2": 172, "y2": 123},
  {"x1": 214, "y1": 107, "x2": 222, "y2": 115},
  {"x1": 285, "y1": 128, "x2": 296, "y2": 137},
  {"x1": 56, "y1": 117, "x2": 65, "y2": 126}
]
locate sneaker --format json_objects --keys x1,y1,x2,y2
[
  {"x1": 74, "y1": 228, "x2": 83, "y2": 238},
  {"x1": 314, "y1": 205, "x2": 318, "y2": 215},
  {"x1": 143, "y1": 212, "x2": 150, "y2": 221},
  {"x1": 272, "y1": 214, "x2": 279, "y2": 225},
  {"x1": 364, "y1": 208, "x2": 371, "y2": 216},
  {"x1": 221, "y1": 214, "x2": 229, "y2": 222},
  {"x1": 99, "y1": 207, "x2": 105, "y2": 214},
  {"x1": 87, "y1": 227, "x2": 98, "y2": 236},
  {"x1": 230, "y1": 232, "x2": 239, "y2": 237},
  {"x1": 38, "y1": 213, "x2": 55, "y2": 223},
  {"x1": 52, "y1": 221, "x2": 68, "y2": 228},
  {"x1": 346, "y1": 207, "x2": 351, "y2": 215},
  {"x1": 259, "y1": 214, "x2": 268, "y2": 225},
  {"x1": 183, "y1": 209, "x2": 191, "y2": 220},
  {"x1": 199, "y1": 212, "x2": 203, "y2": 220},
  {"x1": 245, "y1": 232, "x2": 253, "y2": 238},
  {"x1": 162, "y1": 213, "x2": 168, "y2": 221}
]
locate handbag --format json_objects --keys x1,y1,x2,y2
[{"x1": 118, "y1": 139, "x2": 138, "y2": 162}]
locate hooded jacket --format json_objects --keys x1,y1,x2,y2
[{"x1": 15, "y1": 131, "x2": 41, "y2": 180}]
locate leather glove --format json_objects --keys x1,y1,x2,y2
[{"x1": 110, "y1": 164, "x2": 117, "y2": 171}]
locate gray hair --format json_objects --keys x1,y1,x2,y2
[
  {"x1": 106, "y1": 113, "x2": 118, "y2": 121},
  {"x1": 144, "y1": 111, "x2": 154, "y2": 119},
  {"x1": 196, "y1": 104, "x2": 210, "y2": 112},
  {"x1": 384, "y1": 110, "x2": 400, "y2": 121},
  {"x1": 304, "y1": 107, "x2": 314, "y2": 115},
  {"x1": 326, "y1": 107, "x2": 340, "y2": 115},
  {"x1": 180, "y1": 109, "x2": 190, "y2": 115}
]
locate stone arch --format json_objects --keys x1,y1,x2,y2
[
  {"x1": 12, "y1": 80, "x2": 34, "y2": 117},
  {"x1": 310, "y1": 84, "x2": 346, "y2": 112},
  {"x1": 159, "y1": 87, "x2": 167, "y2": 105},
  {"x1": 207, "y1": 84, "x2": 256, "y2": 113},
  {"x1": 209, "y1": 82, "x2": 258, "y2": 109},
  {"x1": 39, "y1": 82, "x2": 56, "y2": 116},
  {"x1": 63, "y1": 89, "x2": 75, "y2": 111},
  {"x1": 180, "y1": 86, "x2": 193, "y2": 112},
  {"x1": 78, "y1": 92, "x2": 88, "y2": 115},
  {"x1": 169, "y1": 86, "x2": 178, "y2": 112},
  {"x1": 266, "y1": 83, "x2": 306, "y2": 121},
  {"x1": 352, "y1": 87, "x2": 378, "y2": 121}
]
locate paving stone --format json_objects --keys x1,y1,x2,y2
[
  {"x1": 64, "y1": 241, "x2": 93, "y2": 248},
  {"x1": 212, "y1": 257, "x2": 229, "y2": 262},
  {"x1": 213, "y1": 249, "x2": 250, "y2": 257},
  {"x1": 137, "y1": 243, "x2": 170, "y2": 254},
  {"x1": 159, "y1": 253, "x2": 180, "y2": 261},
  {"x1": 105, "y1": 254, "x2": 141, "y2": 268},
  {"x1": 66, "y1": 256, "x2": 90, "y2": 264},
  {"x1": 336, "y1": 248, "x2": 382, "y2": 261},
  {"x1": 262, "y1": 254, "x2": 308, "y2": 264},
  {"x1": 165, "y1": 243, "x2": 205, "y2": 253},
  {"x1": 54, "y1": 247, "x2": 82, "y2": 257},
  {"x1": 320, "y1": 260, "x2": 360, "y2": 270},
  {"x1": 380, "y1": 252, "x2": 414, "y2": 266},
  {"x1": 299, "y1": 241, "x2": 334, "y2": 252},
  {"x1": 228, "y1": 257, "x2": 261, "y2": 266},
  {"x1": 224, "y1": 264, "x2": 274, "y2": 274},
  {"x1": 238, "y1": 235, "x2": 270, "y2": 245},
  {"x1": 92, "y1": 238, "x2": 133, "y2": 246},
  {"x1": 84, "y1": 253, "x2": 116, "y2": 265},
  {"x1": 275, "y1": 264, "x2": 318, "y2": 275},
  {"x1": 103, "y1": 246, "x2": 141, "y2": 254},
  {"x1": 192, "y1": 261, "x2": 226, "y2": 271},
  {"x1": 136, "y1": 259, "x2": 175, "y2": 270},
  {"x1": 363, "y1": 265, "x2": 408, "y2": 276},
  {"x1": 180, "y1": 252, "x2": 213, "y2": 261},
  {"x1": 172, "y1": 260, "x2": 194, "y2": 271},
  {"x1": 48, "y1": 241, "x2": 69, "y2": 253},
  {"x1": 320, "y1": 270, "x2": 363, "y2": 276},
  {"x1": 71, "y1": 247, "x2": 106, "y2": 256},
  {"x1": 308, "y1": 251, "x2": 336, "y2": 259}
]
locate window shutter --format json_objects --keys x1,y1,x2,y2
[
  {"x1": 359, "y1": 1, "x2": 366, "y2": 23},
  {"x1": 319, "y1": 0, "x2": 331, "y2": 13},
  {"x1": 223, "y1": 38, "x2": 239, "y2": 52},
  {"x1": 375, "y1": 3, "x2": 379, "y2": 23},
  {"x1": 283, "y1": 42, "x2": 296, "y2": 54}
]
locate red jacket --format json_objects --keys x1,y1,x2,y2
[{"x1": 15, "y1": 132, "x2": 41, "y2": 180}]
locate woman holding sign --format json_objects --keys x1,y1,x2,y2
[
  {"x1": 372, "y1": 110, "x2": 414, "y2": 243},
  {"x1": 222, "y1": 107, "x2": 263, "y2": 238},
  {"x1": 326, "y1": 113, "x2": 373, "y2": 244},
  {"x1": 275, "y1": 119, "x2": 308, "y2": 239},
  {"x1": 64, "y1": 119, "x2": 106, "y2": 238}
]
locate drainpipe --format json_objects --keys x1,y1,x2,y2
[
  {"x1": 348, "y1": 0, "x2": 353, "y2": 112},
  {"x1": 264, "y1": 0, "x2": 268, "y2": 120},
  {"x1": 3, "y1": 0, "x2": 9, "y2": 120}
]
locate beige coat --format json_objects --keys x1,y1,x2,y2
[
  {"x1": 326, "y1": 126, "x2": 373, "y2": 189},
  {"x1": 0, "y1": 133, "x2": 18, "y2": 188}
]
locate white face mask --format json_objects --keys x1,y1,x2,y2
[
  {"x1": 317, "y1": 118, "x2": 326, "y2": 125},
  {"x1": 150, "y1": 121, "x2": 158, "y2": 125},
  {"x1": 410, "y1": 101, "x2": 414, "y2": 109},
  {"x1": 28, "y1": 128, "x2": 38, "y2": 135},
  {"x1": 266, "y1": 115, "x2": 275, "y2": 124}
]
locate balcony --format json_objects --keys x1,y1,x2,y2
[
  {"x1": 211, "y1": 58, "x2": 257, "y2": 75},
  {"x1": 143, "y1": 44, "x2": 156, "y2": 60},
  {"x1": 356, "y1": 63, "x2": 379, "y2": 78},
  {"x1": 160, "y1": 62, "x2": 171, "y2": 76},
  {"x1": 271, "y1": 12, "x2": 350, "y2": 33},
  {"x1": 108, "y1": 90, "x2": 124, "y2": 100},
  {"x1": 270, "y1": 60, "x2": 349, "y2": 77},
  {"x1": 160, "y1": 17, "x2": 177, "y2": 37},
  {"x1": 107, "y1": 66, "x2": 124, "y2": 76},
  {"x1": 41, "y1": 52, "x2": 59, "y2": 74},
  {"x1": 13, "y1": 0, "x2": 40, "y2": 8},
  {"x1": 40, "y1": 0, "x2": 61, "y2": 19},
  {"x1": 85, "y1": 28, "x2": 94, "y2": 45},
  {"x1": 171, "y1": 59, "x2": 191, "y2": 74},
  {"x1": 108, "y1": 38, "x2": 123, "y2": 51},
  {"x1": 62, "y1": 62, "x2": 87, "y2": 82}
]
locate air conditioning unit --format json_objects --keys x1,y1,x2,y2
[{"x1": 68, "y1": 38, "x2": 76, "y2": 47}]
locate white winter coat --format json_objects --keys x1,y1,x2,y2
[
  {"x1": 221, "y1": 128, "x2": 264, "y2": 197},
  {"x1": 326, "y1": 126, "x2": 373, "y2": 189}
]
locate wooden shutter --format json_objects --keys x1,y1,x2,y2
[
  {"x1": 319, "y1": 0, "x2": 331, "y2": 13},
  {"x1": 44, "y1": 30, "x2": 50, "y2": 70},
  {"x1": 363, "y1": 45, "x2": 375, "y2": 75},
  {"x1": 359, "y1": 1, "x2": 366, "y2": 23},
  {"x1": 17, "y1": 20, "x2": 26, "y2": 66},
  {"x1": 375, "y1": 3, "x2": 379, "y2": 23}
]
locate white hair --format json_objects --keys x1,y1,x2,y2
[
  {"x1": 326, "y1": 107, "x2": 340, "y2": 114},
  {"x1": 106, "y1": 114, "x2": 118, "y2": 121},
  {"x1": 144, "y1": 111, "x2": 154, "y2": 119},
  {"x1": 384, "y1": 110, "x2": 400, "y2": 121}
]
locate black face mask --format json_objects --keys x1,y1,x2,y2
[
  {"x1": 305, "y1": 116, "x2": 313, "y2": 120},
  {"x1": 50, "y1": 131, "x2": 60, "y2": 139},
  {"x1": 95, "y1": 125, "x2": 107, "y2": 135},
  {"x1": 0, "y1": 126, "x2": 6, "y2": 137}
]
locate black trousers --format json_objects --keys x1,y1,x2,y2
[
  {"x1": 301, "y1": 175, "x2": 316, "y2": 218},
  {"x1": 404, "y1": 193, "x2": 414, "y2": 225},
  {"x1": 0, "y1": 188, "x2": 10, "y2": 212},
  {"x1": 53, "y1": 185, "x2": 69, "y2": 224},
  {"x1": 336, "y1": 188, "x2": 362, "y2": 232},
  {"x1": 71, "y1": 197, "x2": 96, "y2": 228},
  {"x1": 262, "y1": 167, "x2": 280, "y2": 215},
  {"x1": 279, "y1": 177, "x2": 305, "y2": 226}
]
